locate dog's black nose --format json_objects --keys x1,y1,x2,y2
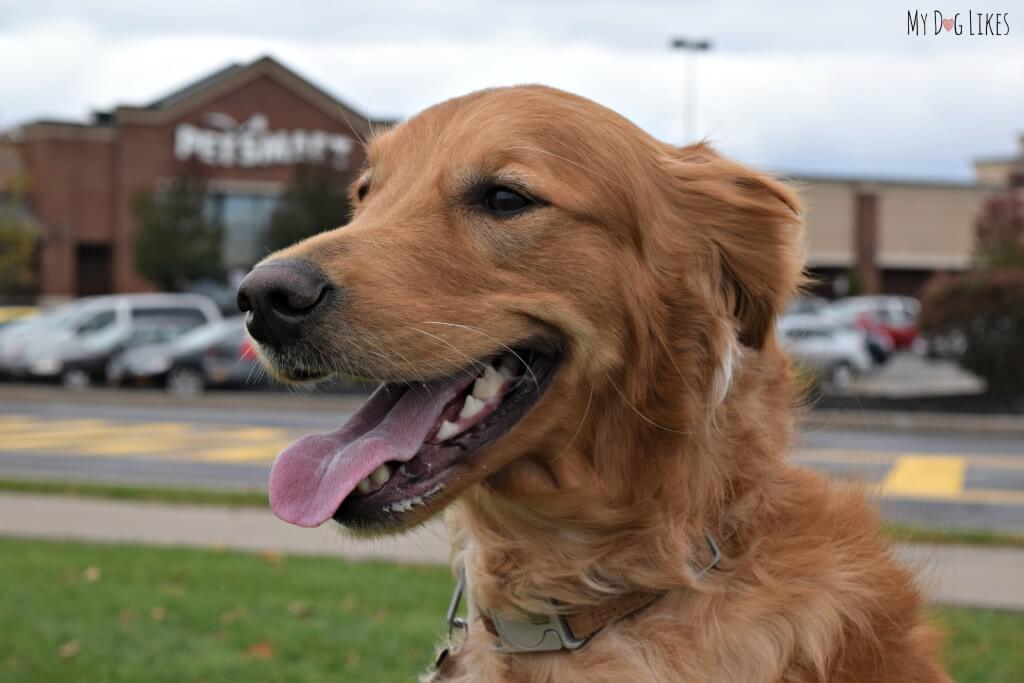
[{"x1": 236, "y1": 259, "x2": 331, "y2": 348}]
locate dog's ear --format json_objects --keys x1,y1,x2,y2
[{"x1": 663, "y1": 145, "x2": 805, "y2": 349}]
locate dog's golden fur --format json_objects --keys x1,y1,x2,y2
[{"x1": 267, "y1": 86, "x2": 950, "y2": 681}]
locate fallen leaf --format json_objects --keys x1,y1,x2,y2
[
  {"x1": 150, "y1": 606, "x2": 166, "y2": 622},
  {"x1": 58, "y1": 640, "x2": 80, "y2": 658},
  {"x1": 118, "y1": 609, "x2": 137, "y2": 625},
  {"x1": 219, "y1": 607, "x2": 248, "y2": 625},
  {"x1": 158, "y1": 582, "x2": 186, "y2": 596},
  {"x1": 371, "y1": 608, "x2": 390, "y2": 623},
  {"x1": 287, "y1": 601, "x2": 312, "y2": 618},
  {"x1": 345, "y1": 648, "x2": 361, "y2": 668},
  {"x1": 338, "y1": 595, "x2": 357, "y2": 612},
  {"x1": 260, "y1": 551, "x2": 283, "y2": 567},
  {"x1": 82, "y1": 566, "x2": 101, "y2": 583},
  {"x1": 247, "y1": 641, "x2": 275, "y2": 660}
]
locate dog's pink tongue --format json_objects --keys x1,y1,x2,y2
[{"x1": 269, "y1": 382, "x2": 456, "y2": 527}]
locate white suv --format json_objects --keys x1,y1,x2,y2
[{"x1": 13, "y1": 294, "x2": 221, "y2": 384}]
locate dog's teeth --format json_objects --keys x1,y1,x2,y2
[
  {"x1": 370, "y1": 463, "x2": 392, "y2": 486},
  {"x1": 436, "y1": 420, "x2": 460, "y2": 441},
  {"x1": 356, "y1": 478, "x2": 371, "y2": 494},
  {"x1": 459, "y1": 395, "x2": 486, "y2": 420},
  {"x1": 472, "y1": 366, "x2": 504, "y2": 400},
  {"x1": 499, "y1": 354, "x2": 520, "y2": 379}
]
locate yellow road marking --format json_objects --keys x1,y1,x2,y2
[
  {"x1": 797, "y1": 448, "x2": 1024, "y2": 471},
  {"x1": 217, "y1": 427, "x2": 292, "y2": 441},
  {"x1": 881, "y1": 456, "x2": 966, "y2": 498},
  {"x1": 195, "y1": 442, "x2": 291, "y2": 462}
]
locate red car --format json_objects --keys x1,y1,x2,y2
[{"x1": 829, "y1": 297, "x2": 919, "y2": 350}]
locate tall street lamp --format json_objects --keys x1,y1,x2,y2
[{"x1": 669, "y1": 37, "x2": 712, "y2": 144}]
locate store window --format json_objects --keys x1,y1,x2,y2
[{"x1": 206, "y1": 193, "x2": 280, "y2": 269}]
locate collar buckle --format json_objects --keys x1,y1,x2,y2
[
  {"x1": 444, "y1": 532, "x2": 721, "y2": 655},
  {"x1": 487, "y1": 609, "x2": 589, "y2": 653}
]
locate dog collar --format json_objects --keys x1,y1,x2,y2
[{"x1": 443, "y1": 532, "x2": 721, "y2": 655}]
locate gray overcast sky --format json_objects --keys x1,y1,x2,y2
[{"x1": 1, "y1": 0, "x2": 1022, "y2": 180}]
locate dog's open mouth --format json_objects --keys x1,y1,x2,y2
[{"x1": 268, "y1": 344, "x2": 561, "y2": 529}]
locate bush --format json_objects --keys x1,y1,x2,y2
[
  {"x1": 919, "y1": 269, "x2": 1024, "y2": 395},
  {"x1": 134, "y1": 171, "x2": 223, "y2": 291},
  {"x1": 265, "y1": 163, "x2": 354, "y2": 253},
  {"x1": 0, "y1": 210, "x2": 37, "y2": 297}
]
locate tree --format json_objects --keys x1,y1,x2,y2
[
  {"x1": 974, "y1": 192, "x2": 1024, "y2": 268},
  {"x1": 134, "y1": 170, "x2": 223, "y2": 291},
  {"x1": 919, "y1": 190, "x2": 1024, "y2": 396},
  {"x1": 0, "y1": 210, "x2": 37, "y2": 297},
  {"x1": 265, "y1": 163, "x2": 354, "y2": 252},
  {"x1": 0, "y1": 176, "x2": 38, "y2": 298}
]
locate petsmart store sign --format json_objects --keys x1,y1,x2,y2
[{"x1": 174, "y1": 112, "x2": 354, "y2": 169}]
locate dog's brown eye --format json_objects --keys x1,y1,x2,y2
[
  {"x1": 356, "y1": 182, "x2": 370, "y2": 202},
  {"x1": 482, "y1": 187, "x2": 532, "y2": 217}
]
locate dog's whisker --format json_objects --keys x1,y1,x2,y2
[
  {"x1": 419, "y1": 321, "x2": 540, "y2": 390},
  {"x1": 548, "y1": 387, "x2": 593, "y2": 465},
  {"x1": 506, "y1": 145, "x2": 631, "y2": 193},
  {"x1": 406, "y1": 326, "x2": 492, "y2": 376},
  {"x1": 603, "y1": 371, "x2": 690, "y2": 435}
]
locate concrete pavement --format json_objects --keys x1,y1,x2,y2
[{"x1": 1, "y1": 491, "x2": 1022, "y2": 611}]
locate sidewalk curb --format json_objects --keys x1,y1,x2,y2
[
  {"x1": 801, "y1": 410, "x2": 1024, "y2": 438},
  {"x1": 1, "y1": 492, "x2": 1022, "y2": 611}
]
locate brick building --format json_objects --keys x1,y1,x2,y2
[
  {"x1": 2, "y1": 56, "x2": 379, "y2": 299},
  {"x1": 1, "y1": 56, "x2": 1021, "y2": 301}
]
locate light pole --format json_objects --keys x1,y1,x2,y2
[{"x1": 669, "y1": 37, "x2": 712, "y2": 144}]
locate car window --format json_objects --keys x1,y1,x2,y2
[
  {"x1": 75, "y1": 309, "x2": 117, "y2": 335},
  {"x1": 171, "y1": 319, "x2": 244, "y2": 352},
  {"x1": 131, "y1": 306, "x2": 210, "y2": 328}
]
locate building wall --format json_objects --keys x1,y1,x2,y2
[
  {"x1": 794, "y1": 180, "x2": 855, "y2": 267},
  {"x1": 875, "y1": 184, "x2": 991, "y2": 269},
  {"x1": 792, "y1": 176, "x2": 995, "y2": 296},
  {"x1": 16, "y1": 130, "x2": 115, "y2": 296},
  {"x1": 16, "y1": 71, "x2": 367, "y2": 297}
]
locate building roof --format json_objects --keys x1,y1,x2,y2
[
  {"x1": 11, "y1": 55, "x2": 392, "y2": 141},
  {"x1": 147, "y1": 62, "x2": 245, "y2": 111},
  {"x1": 783, "y1": 170, "x2": 995, "y2": 190}
]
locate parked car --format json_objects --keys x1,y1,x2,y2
[
  {"x1": 59, "y1": 323, "x2": 193, "y2": 388},
  {"x1": 784, "y1": 296, "x2": 828, "y2": 317},
  {"x1": 0, "y1": 306, "x2": 38, "y2": 330},
  {"x1": 827, "y1": 296, "x2": 919, "y2": 350},
  {"x1": 0, "y1": 300, "x2": 94, "y2": 377},
  {"x1": 5, "y1": 294, "x2": 221, "y2": 384},
  {"x1": 107, "y1": 316, "x2": 260, "y2": 395},
  {"x1": 777, "y1": 314, "x2": 873, "y2": 388}
]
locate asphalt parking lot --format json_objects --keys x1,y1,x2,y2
[{"x1": 1, "y1": 382, "x2": 1022, "y2": 533}]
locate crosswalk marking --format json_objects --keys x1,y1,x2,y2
[
  {"x1": 0, "y1": 415, "x2": 299, "y2": 463},
  {"x1": 881, "y1": 456, "x2": 967, "y2": 498},
  {"x1": 196, "y1": 443, "x2": 293, "y2": 462},
  {"x1": 2, "y1": 415, "x2": 1023, "y2": 507}
]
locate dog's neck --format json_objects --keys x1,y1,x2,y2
[{"x1": 454, "y1": 348, "x2": 794, "y2": 618}]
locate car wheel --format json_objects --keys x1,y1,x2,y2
[
  {"x1": 167, "y1": 367, "x2": 205, "y2": 397},
  {"x1": 829, "y1": 362, "x2": 854, "y2": 390},
  {"x1": 61, "y1": 369, "x2": 91, "y2": 390}
]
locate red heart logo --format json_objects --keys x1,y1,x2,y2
[{"x1": 942, "y1": 17, "x2": 954, "y2": 31}]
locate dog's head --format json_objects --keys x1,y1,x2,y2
[{"x1": 239, "y1": 86, "x2": 803, "y2": 532}]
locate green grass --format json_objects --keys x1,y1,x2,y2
[
  {"x1": 932, "y1": 607, "x2": 1024, "y2": 683},
  {"x1": 0, "y1": 538, "x2": 1021, "y2": 682},
  {"x1": 0, "y1": 537, "x2": 451, "y2": 682},
  {"x1": 7, "y1": 477, "x2": 1024, "y2": 550},
  {"x1": 884, "y1": 522, "x2": 1024, "y2": 550},
  {"x1": 0, "y1": 478, "x2": 268, "y2": 507}
]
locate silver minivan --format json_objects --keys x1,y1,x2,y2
[{"x1": 5, "y1": 294, "x2": 221, "y2": 385}]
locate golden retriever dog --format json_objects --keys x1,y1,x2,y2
[{"x1": 237, "y1": 85, "x2": 950, "y2": 682}]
